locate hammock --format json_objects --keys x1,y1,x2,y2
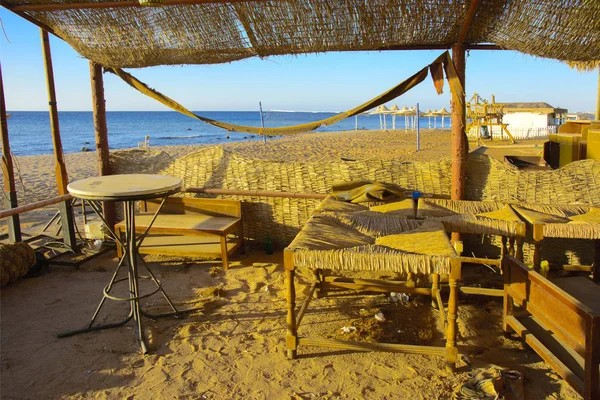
[{"x1": 107, "y1": 51, "x2": 463, "y2": 137}]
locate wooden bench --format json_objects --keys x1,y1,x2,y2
[
  {"x1": 115, "y1": 197, "x2": 244, "y2": 269},
  {"x1": 503, "y1": 256, "x2": 599, "y2": 399}
]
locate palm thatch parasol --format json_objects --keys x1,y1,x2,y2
[
  {"x1": 423, "y1": 109, "x2": 434, "y2": 127},
  {"x1": 434, "y1": 107, "x2": 451, "y2": 128},
  {"x1": 389, "y1": 104, "x2": 400, "y2": 129},
  {"x1": 393, "y1": 106, "x2": 411, "y2": 130}
]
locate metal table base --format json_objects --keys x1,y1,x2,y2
[{"x1": 58, "y1": 197, "x2": 202, "y2": 353}]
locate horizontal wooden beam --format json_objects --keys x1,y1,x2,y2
[
  {"x1": 6, "y1": 0, "x2": 267, "y2": 11},
  {"x1": 185, "y1": 187, "x2": 327, "y2": 199},
  {"x1": 0, "y1": 194, "x2": 73, "y2": 219},
  {"x1": 298, "y1": 337, "x2": 448, "y2": 356},
  {"x1": 458, "y1": 0, "x2": 482, "y2": 44},
  {"x1": 374, "y1": 43, "x2": 504, "y2": 51}
]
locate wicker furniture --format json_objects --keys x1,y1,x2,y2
[
  {"x1": 115, "y1": 197, "x2": 244, "y2": 269},
  {"x1": 503, "y1": 256, "x2": 600, "y2": 399},
  {"x1": 512, "y1": 204, "x2": 600, "y2": 281},
  {"x1": 284, "y1": 213, "x2": 462, "y2": 372}
]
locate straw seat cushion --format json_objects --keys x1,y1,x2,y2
[{"x1": 288, "y1": 213, "x2": 457, "y2": 275}]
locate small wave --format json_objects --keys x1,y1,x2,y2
[{"x1": 158, "y1": 135, "x2": 203, "y2": 139}]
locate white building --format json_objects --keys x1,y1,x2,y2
[{"x1": 500, "y1": 102, "x2": 568, "y2": 139}]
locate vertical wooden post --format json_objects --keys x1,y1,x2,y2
[
  {"x1": 0, "y1": 62, "x2": 22, "y2": 242},
  {"x1": 90, "y1": 61, "x2": 116, "y2": 228},
  {"x1": 451, "y1": 44, "x2": 467, "y2": 243},
  {"x1": 502, "y1": 257, "x2": 513, "y2": 336},
  {"x1": 41, "y1": 29, "x2": 77, "y2": 249},
  {"x1": 593, "y1": 239, "x2": 600, "y2": 283},
  {"x1": 596, "y1": 68, "x2": 600, "y2": 121},
  {"x1": 451, "y1": 44, "x2": 467, "y2": 201}
]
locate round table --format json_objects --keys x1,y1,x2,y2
[{"x1": 59, "y1": 174, "x2": 197, "y2": 353}]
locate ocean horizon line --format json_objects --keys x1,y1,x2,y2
[{"x1": 6, "y1": 109, "x2": 345, "y2": 113}]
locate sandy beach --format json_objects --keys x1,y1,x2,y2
[{"x1": 1, "y1": 130, "x2": 575, "y2": 400}]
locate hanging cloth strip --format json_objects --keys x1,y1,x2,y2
[{"x1": 106, "y1": 51, "x2": 463, "y2": 137}]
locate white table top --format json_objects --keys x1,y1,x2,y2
[{"x1": 68, "y1": 174, "x2": 181, "y2": 200}]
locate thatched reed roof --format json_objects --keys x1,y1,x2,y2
[{"x1": 3, "y1": 0, "x2": 599, "y2": 68}]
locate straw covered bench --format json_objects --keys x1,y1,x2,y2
[
  {"x1": 115, "y1": 197, "x2": 244, "y2": 269},
  {"x1": 503, "y1": 256, "x2": 599, "y2": 399}
]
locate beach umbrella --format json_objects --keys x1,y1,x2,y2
[
  {"x1": 370, "y1": 105, "x2": 385, "y2": 129},
  {"x1": 408, "y1": 106, "x2": 417, "y2": 129},
  {"x1": 378, "y1": 105, "x2": 391, "y2": 130},
  {"x1": 389, "y1": 104, "x2": 400, "y2": 129},
  {"x1": 423, "y1": 109, "x2": 433, "y2": 128},
  {"x1": 435, "y1": 107, "x2": 451, "y2": 128},
  {"x1": 393, "y1": 106, "x2": 410, "y2": 130}
]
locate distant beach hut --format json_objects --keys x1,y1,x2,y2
[{"x1": 435, "y1": 108, "x2": 451, "y2": 128}]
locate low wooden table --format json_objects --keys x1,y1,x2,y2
[
  {"x1": 284, "y1": 212, "x2": 462, "y2": 371},
  {"x1": 115, "y1": 197, "x2": 244, "y2": 269},
  {"x1": 59, "y1": 174, "x2": 201, "y2": 353}
]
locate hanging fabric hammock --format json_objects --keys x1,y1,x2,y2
[{"x1": 106, "y1": 51, "x2": 462, "y2": 137}]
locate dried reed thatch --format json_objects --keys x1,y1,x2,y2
[
  {"x1": 314, "y1": 195, "x2": 369, "y2": 214},
  {"x1": 288, "y1": 214, "x2": 456, "y2": 275},
  {"x1": 513, "y1": 204, "x2": 600, "y2": 240},
  {"x1": 105, "y1": 147, "x2": 600, "y2": 246},
  {"x1": 6, "y1": 0, "x2": 599, "y2": 67},
  {"x1": 466, "y1": 155, "x2": 600, "y2": 204}
]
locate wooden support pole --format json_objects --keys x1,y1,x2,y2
[
  {"x1": 0, "y1": 194, "x2": 73, "y2": 219},
  {"x1": 90, "y1": 61, "x2": 116, "y2": 228},
  {"x1": 0, "y1": 62, "x2": 22, "y2": 242},
  {"x1": 502, "y1": 258, "x2": 514, "y2": 336},
  {"x1": 41, "y1": 29, "x2": 77, "y2": 249},
  {"x1": 450, "y1": 44, "x2": 467, "y2": 243},
  {"x1": 41, "y1": 30, "x2": 69, "y2": 196},
  {"x1": 596, "y1": 69, "x2": 600, "y2": 121},
  {"x1": 451, "y1": 44, "x2": 467, "y2": 201},
  {"x1": 593, "y1": 240, "x2": 600, "y2": 282}
]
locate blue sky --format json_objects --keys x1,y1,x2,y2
[{"x1": 1, "y1": 9, "x2": 597, "y2": 113}]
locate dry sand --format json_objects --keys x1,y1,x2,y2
[{"x1": 1, "y1": 130, "x2": 575, "y2": 399}]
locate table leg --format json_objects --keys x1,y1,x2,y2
[
  {"x1": 515, "y1": 237, "x2": 524, "y2": 262},
  {"x1": 284, "y1": 250, "x2": 298, "y2": 359},
  {"x1": 59, "y1": 197, "x2": 205, "y2": 353},
  {"x1": 220, "y1": 235, "x2": 230, "y2": 270},
  {"x1": 126, "y1": 200, "x2": 149, "y2": 353},
  {"x1": 446, "y1": 277, "x2": 458, "y2": 373},
  {"x1": 286, "y1": 268, "x2": 297, "y2": 359}
]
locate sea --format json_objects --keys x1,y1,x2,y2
[{"x1": 3, "y1": 111, "x2": 450, "y2": 156}]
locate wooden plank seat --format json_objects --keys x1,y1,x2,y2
[
  {"x1": 503, "y1": 256, "x2": 600, "y2": 399},
  {"x1": 115, "y1": 197, "x2": 244, "y2": 269}
]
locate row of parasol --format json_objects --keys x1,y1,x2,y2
[{"x1": 366, "y1": 104, "x2": 452, "y2": 130}]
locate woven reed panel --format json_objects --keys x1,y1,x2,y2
[
  {"x1": 8, "y1": 0, "x2": 599, "y2": 67},
  {"x1": 111, "y1": 147, "x2": 600, "y2": 248},
  {"x1": 155, "y1": 147, "x2": 453, "y2": 245},
  {"x1": 467, "y1": 155, "x2": 600, "y2": 204}
]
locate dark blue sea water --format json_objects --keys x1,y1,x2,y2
[{"x1": 3, "y1": 111, "x2": 450, "y2": 156}]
